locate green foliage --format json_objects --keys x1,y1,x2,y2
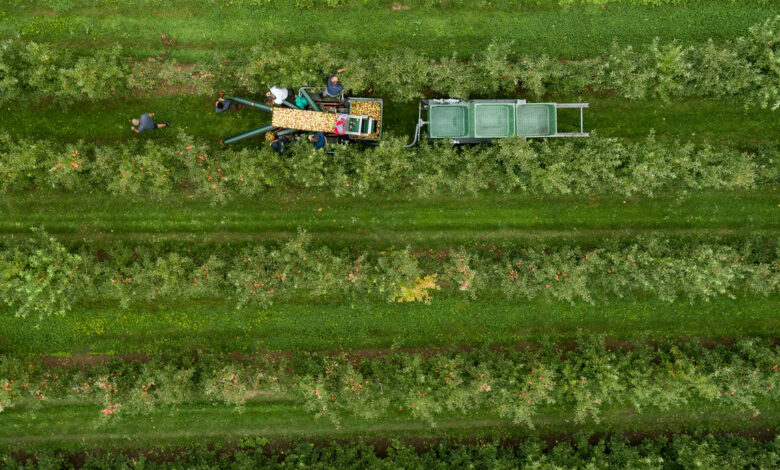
[
  {"x1": 0, "y1": 41, "x2": 60, "y2": 99},
  {"x1": 228, "y1": 231, "x2": 351, "y2": 307},
  {"x1": 372, "y1": 248, "x2": 423, "y2": 302},
  {"x1": 56, "y1": 46, "x2": 129, "y2": 101},
  {"x1": 0, "y1": 132, "x2": 775, "y2": 201},
  {"x1": 0, "y1": 235, "x2": 776, "y2": 317},
  {"x1": 0, "y1": 339, "x2": 777, "y2": 430},
  {"x1": 0, "y1": 228, "x2": 82, "y2": 323},
  {"x1": 202, "y1": 364, "x2": 249, "y2": 411},
  {"x1": 501, "y1": 237, "x2": 780, "y2": 304},
  {"x1": 0, "y1": 41, "x2": 126, "y2": 103},
  {"x1": 2, "y1": 434, "x2": 780, "y2": 468},
  {"x1": 741, "y1": 16, "x2": 780, "y2": 110}
]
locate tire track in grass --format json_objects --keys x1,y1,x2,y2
[
  {"x1": 0, "y1": 402, "x2": 776, "y2": 447},
  {"x1": 5, "y1": 297, "x2": 778, "y2": 355},
  {"x1": 0, "y1": 191, "x2": 777, "y2": 246}
]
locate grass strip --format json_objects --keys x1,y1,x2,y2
[
  {"x1": 0, "y1": 401, "x2": 776, "y2": 449},
  {"x1": 5, "y1": 1, "x2": 776, "y2": 60},
  {"x1": 3, "y1": 297, "x2": 777, "y2": 354},
  {"x1": 1, "y1": 191, "x2": 776, "y2": 247}
]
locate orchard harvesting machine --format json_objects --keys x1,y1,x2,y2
[
  {"x1": 218, "y1": 89, "x2": 589, "y2": 147},
  {"x1": 220, "y1": 87, "x2": 382, "y2": 145}
]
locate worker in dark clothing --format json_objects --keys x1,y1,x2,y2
[
  {"x1": 321, "y1": 69, "x2": 346, "y2": 100},
  {"x1": 308, "y1": 132, "x2": 326, "y2": 149},
  {"x1": 270, "y1": 136, "x2": 289, "y2": 155},
  {"x1": 131, "y1": 113, "x2": 169, "y2": 133},
  {"x1": 215, "y1": 92, "x2": 242, "y2": 113}
]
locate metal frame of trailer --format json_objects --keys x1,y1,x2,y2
[{"x1": 406, "y1": 99, "x2": 589, "y2": 147}]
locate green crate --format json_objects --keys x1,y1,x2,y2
[
  {"x1": 474, "y1": 103, "x2": 514, "y2": 138},
  {"x1": 516, "y1": 104, "x2": 556, "y2": 137},
  {"x1": 429, "y1": 105, "x2": 469, "y2": 138}
]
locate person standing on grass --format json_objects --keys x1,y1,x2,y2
[
  {"x1": 321, "y1": 69, "x2": 346, "y2": 100},
  {"x1": 131, "y1": 113, "x2": 169, "y2": 134},
  {"x1": 215, "y1": 92, "x2": 242, "y2": 113}
]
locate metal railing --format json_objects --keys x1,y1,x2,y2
[{"x1": 554, "y1": 103, "x2": 589, "y2": 137}]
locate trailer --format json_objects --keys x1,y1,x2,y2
[
  {"x1": 406, "y1": 99, "x2": 589, "y2": 147},
  {"x1": 220, "y1": 88, "x2": 383, "y2": 146}
]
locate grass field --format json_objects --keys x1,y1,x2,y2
[
  {"x1": 4, "y1": 297, "x2": 778, "y2": 355},
  {"x1": 1, "y1": 1, "x2": 778, "y2": 466},
  {"x1": 1, "y1": 191, "x2": 777, "y2": 243},
  {"x1": 3, "y1": 401, "x2": 777, "y2": 448},
  {"x1": 4, "y1": 1, "x2": 776, "y2": 60}
]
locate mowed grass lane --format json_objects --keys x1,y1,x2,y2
[
  {"x1": 4, "y1": 1, "x2": 775, "y2": 60},
  {"x1": 4, "y1": 95, "x2": 778, "y2": 147},
  {"x1": 1, "y1": 398, "x2": 776, "y2": 449},
  {"x1": 3, "y1": 297, "x2": 778, "y2": 355},
  {"x1": 1, "y1": 191, "x2": 777, "y2": 247}
]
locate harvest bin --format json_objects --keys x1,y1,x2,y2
[
  {"x1": 347, "y1": 98, "x2": 383, "y2": 140},
  {"x1": 407, "y1": 99, "x2": 589, "y2": 146}
]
